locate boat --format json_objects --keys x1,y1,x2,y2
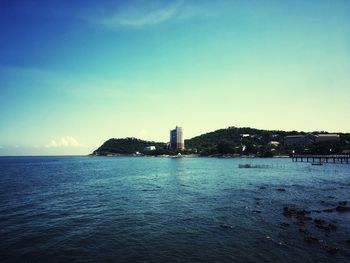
[
  {"x1": 238, "y1": 164, "x2": 269, "y2": 168},
  {"x1": 171, "y1": 153, "x2": 183, "y2": 158},
  {"x1": 311, "y1": 163, "x2": 323, "y2": 166}
]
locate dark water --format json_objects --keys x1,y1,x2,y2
[{"x1": 0, "y1": 156, "x2": 350, "y2": 262}]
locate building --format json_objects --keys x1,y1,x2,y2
[
  {"x1": 284, "y1": 135, "x2": 308, "y2": 147},
  {"x1": 143, "y1": 146, "x2": 156, "y2": 151},
  {"x1": 269, "y1": 141, "x2": 280, "y2": 147},
  {"x1": 284, "y1": 134, "x2": 315, "y2": 147},
  {"x1": 170, "y1": 126, "x2": 185, "y2": 150},
  {"x1": 314, "y1": 134, "x2": 340, "y2": 143},
  {"x1": 284, "y1": 133, "x2": 340, "y2": 147}
]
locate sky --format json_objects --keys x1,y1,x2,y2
[{"x1": 0, "y1": 0, "x2": 349, "y2": 155}]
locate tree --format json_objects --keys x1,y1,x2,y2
[{"x1": 217, "y1": 140, "x2": 235, "y2": 154}]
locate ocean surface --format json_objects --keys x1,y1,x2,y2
[{"x1": 0, "y1": 156, "x2": 350, "y2": 262}]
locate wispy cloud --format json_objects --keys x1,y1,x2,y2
[
  {"x1": 88, "y1": 1, "x2": 210, "y2": 29},
  {"x1": 45, "y1": 136, "x2": 82, "y2": 148},
  {"x1": 102, "y1": 5, "x2": 178, "y2": 28}
]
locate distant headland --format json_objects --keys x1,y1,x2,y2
[{"x1": 91, "y1": 126, "x2": 350, "y2": 157}]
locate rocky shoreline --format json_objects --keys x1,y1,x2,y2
[{"x1": 255, "y1": 186, "x2": 350, "y2": 255}]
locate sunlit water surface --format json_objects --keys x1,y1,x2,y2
[{"x1": 1, "y1": 156, "x2": 350, "y2": 262}]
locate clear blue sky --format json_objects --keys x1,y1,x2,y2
[{"x1": 1, "y1": 0, "x2": 349, "y2": 155}]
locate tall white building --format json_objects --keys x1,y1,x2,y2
[{"x1": 170, "y1": 126, "x2": 184, "y2": 150}]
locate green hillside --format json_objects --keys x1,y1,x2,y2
[
  {"x1": 92, "y1": 127, "x2": 350, "y2": 156},
  {"x1": 185, "y1": 126, "x2": 295, "y2": 156},
  {"x1": 185, "y1": 127, "x2": 350, "y2": 156},
  {"x1": 93, "y1": 138, "x2": 165, "y2": 155}
]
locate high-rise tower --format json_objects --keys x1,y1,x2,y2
[{"x1": 170, "y1": 126, "x2": 184, "y2": 150}]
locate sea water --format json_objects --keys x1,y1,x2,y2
[{"x1": 0, "y1": 156, "x2": 350, "y2": 262}]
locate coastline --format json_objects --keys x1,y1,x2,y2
[{"x1": 89, "y1": 153, "x2": 290, "y2": 158}]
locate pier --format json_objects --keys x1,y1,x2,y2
[{"x1": 291, "y1": 155, "x2": 350, "y2": 164}]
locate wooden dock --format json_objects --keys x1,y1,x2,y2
[{"x1": 291, "y1": 155, "x2": 350, "y2": 164}]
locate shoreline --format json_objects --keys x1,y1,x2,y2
[{"x1": 89, "y1": 153, "x2": 290, "y2": 158}]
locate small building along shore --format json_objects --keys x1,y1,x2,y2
[{"x1": 143, "y1": 146, "x2": 156, "y2": 152}]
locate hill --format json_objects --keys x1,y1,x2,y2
[
  {"x1": 92, "y1": 138, "x2": 165, "y2": 155},
  {"x1": 182, "y1": 127, "x2": 280, "y2": 156},
  {"x1": 92, "y1": 127, "x2": 350, "y2": 156},
  {"x1": 185, "y1": 126, "x2": 350, "y2": 156}
]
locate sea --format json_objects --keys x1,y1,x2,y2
[{"x1": 0, "y1": 156, "x2": 350, "y2": 262}]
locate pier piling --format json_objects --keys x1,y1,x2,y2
[{"x1": 291, "y1": 155, "x2": 350, "y2": 164}]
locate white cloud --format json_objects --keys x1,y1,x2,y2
[
  {"x1": 101, "y1": 5, "x2": 178, "y2": 28},
  {"x1": 46, "y1": 136, "x2": 81, "y2": 148},
  {"x1": 88, "y1": 2, "x2": 210, "y2": 29}
]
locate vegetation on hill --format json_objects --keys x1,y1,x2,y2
[
  {"x1": 92, "y1": 127, "x2": 350, "y2": 156},
  {"x1": 185, "y1": 127, "x2": 295, "y2": 156},
  {"x1": 93, "y1": 138, "x2": 166, "y2": 155},
  {"x1": 185, "y1": 127, "x2": 350, "y2": 156}
]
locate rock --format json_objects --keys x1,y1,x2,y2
[
  {"x1": 283, "y1": 207, "x2": 310, "y2": 218},
  {"x1": 315, "y1": 224, "x2": 329, "y2": 231},
  {"x1": 336, "y1": 205, "x2": 350, "y2": 212},
  {"x1": 314, "y1": 219, "x2": 326, "y2": 225},
  {"x1": 313, "y1": 219, "x2": 337, "y2": 231},
  {"x1": 299, "y1": 228, "x2": 309, "y2": 234},
  {"x1": 296, "y1": 209, "x2": 311, "y2": 216},
  {"x1": 304, "y1": 235, "x2": 319, "y2": 243},
  {"x1": 297, "y1": 220, "x2": 305, "y2": 226},
  {"x1": 220, "y1": 224, "x2": 234, "y2": 229},
  {"x1": 283, "y1": 207, "x2": 292, "y2": 216},
  {"x1": 318, "y1": 225, "x2": 329, "y2": 231},
  {"x1": 323, "y1": 208, "x2": 334, "y2": 213},
  {"x1": 328, "y1": 223, "x2": 337, "y2": 231},
  {"x1": 276, "y1": 188, "x2": 286, "y2": 192},
  {"x1": 323, "y1": 245, "x2": 339, "y2": 254},
  {"x1": 301, "y1": 215, "x2": 313, "y2": 221},
  {"x1": 281, "y1": 222, "x2": 290, "y2": 227}
]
